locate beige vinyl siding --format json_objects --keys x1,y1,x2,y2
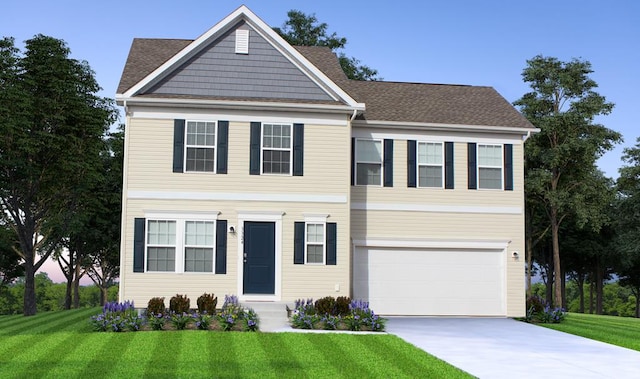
[
  {"x1": 120, "y1": 110, "x2": 352, "y2": 306},
  {"x1": 126, "y1": 118, "x2": 349, "y2": 195},
  {"x1": 350, "y1": 133, "x2": 526, "y2": 317}
]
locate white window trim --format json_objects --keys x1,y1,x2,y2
[
  {"x1": 355, "y1": 138, "x2": 383, "y2": 187},
  {"x1": 146, "y1": 219, "x2": 177, "y2": 273},
  {"x1": 184, "y1": 120, "x2": 217, "y2": 174},
  {"x1": 183, "y1": 220, "x2": 216, "y2": 273},
  {"x1": 144, "y1": 212, "x2": 219, "y2": 274},
  {"x1": 260, "y1": 123, "x2": 293, "y2": 176},
  {"x1": 477, "y1": 144, "x2": 504, "y2": 190},
  {"x1": 417, "y1": 141, "x2": 444, "y2": 189},
  {"x1": 304, "y1": 214, "x2": 328, "y2": 265}
]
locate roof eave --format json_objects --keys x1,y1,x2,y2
[{"x1": 353, "y1": 119, "x2": 540, "y2": 135}]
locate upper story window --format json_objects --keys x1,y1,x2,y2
[
  {"x1": 185, "y1": 121, "x2": 217, "y2": 172},
  {"x1": 418, "y1": 142, "x2": 443, "y2": 188},
  {"x1": 262, "y1": 123, "x2": 292, "y2": 174},
  {"x1": 477, "y1": 144, "x2": 503, "y2": 189},
  {"x1": 355, "y1": 139, "x2": 383, "y2": 186}
]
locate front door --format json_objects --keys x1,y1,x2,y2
[{"x1": 243, "y1": 221, "x2": 276, "y2": 294}]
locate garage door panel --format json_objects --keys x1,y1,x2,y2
[{"x1": 353, "y1": 248, "x2": 505, "y2": 316}]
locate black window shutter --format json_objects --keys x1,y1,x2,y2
[
  {"x1": 326, "y1": 223, "x2": 337, "y2": 265},
  {"x1": 504, "y1": 144, "x2": 514, "y2": 191},
  {"x1": 351, "y1": 138, "x2": 356, "y2": 186},
  {"x1": 294, "y1": 222, "x2": 305, "y2": 264},
  {"x1": 133, "y1": 218, "x2": 145, "y2": 273},
  {"x1": 293, "y1": 123, "x2": 304, "y2": 176},
  {"x1": 215, "y1": 220, "x2": 227, "y2": 274},
  {"x1": 217, "y1": 121, "x2": 229, "y2": 174},
  {"x1": 468, "y1": 143, "x2": 477, "y2": 190},
  {"x1": 407, "y1": 140, "x2": 417, "y2": 188},
  {"x1": 173, "y1": 119, "x2": 185, "y2": 173},
  {"x1": 445, "y1": 142, "x2": 454, "y2": 189},
  {"x1": 249, "y1": 122, "x2": 261, "y2": 175},
  {"x1": 383, "y1": 139, "x2": 393, "y2": 187}
]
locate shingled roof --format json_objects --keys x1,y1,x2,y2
[{"x1": 117, "y1": 39, "x2": 534, "y2": 129}]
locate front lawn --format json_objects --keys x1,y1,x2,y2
[
  {"x1": 540, "y1": 312, "x2": 640, "y2": 351},
  {"x1": 0, "y1": 308, "x2": 472, "y2": 378}
]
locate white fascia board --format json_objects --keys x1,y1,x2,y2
[
  {"x1": 116, "y1": 95, "x2": 359, "y2": 114},
  {"x1": 121, "y1": 5, "x2": 364, "y2": 112},
  {"x1": 352, "y1": 237, "x2": 511, "y2": 250},
  {"x1": 353, "y1": 119, "x2": 539, "y2": 135}
]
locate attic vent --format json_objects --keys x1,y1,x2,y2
[{"x1": 235, "y1": 29, "x2": 249, "y2": 54}]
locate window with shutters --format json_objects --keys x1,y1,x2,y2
[
  {"x1": 146, "y1": 216, "x2": 218, "y2": 273},
  {"x1": 417, "y1": 142, "x2": 444, "y2": 188},
  {"x1": 305, "y1": 223, "x2": 325, "y2": 264},
  {"x1": 185, "y1": 121, "x2": 216, "y2": 172},
  {"x1": 477, "y1": 144, "x2": 503, "y2": 189},
  {"x1": 262, "y1": 123, "x2": 292, "y2": 174},
  {"x1": 355, "y1": 139, "x2": 383, "y2": 186}
]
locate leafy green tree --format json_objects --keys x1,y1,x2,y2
[
  {"x1": 614, "y1": 138, "x2": 640, "y2": 317},
  {"x1": 0, "y1": 224, "x2": 23, "y2": 289},
  {"x1": 514, "y1": 56, "x2": 622, "y2": 307},
  {"x1": 274, "y1": 10, "x2": 381, "y2": 81},
  {"x1": 0, "y1": 35, "x2": 116, "y2": 315}
]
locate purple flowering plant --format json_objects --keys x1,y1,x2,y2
[{"x1": 90, "y1": 301, "x2": 143, "y2": 332}]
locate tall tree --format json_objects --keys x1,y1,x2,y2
[
  {"x1": 615, "y1": 138, "x2": 640, "y2": 317},
  {"x1": 274, "y1": 10, "x2": 381, "y2": 81},
  {"x1": 0, "y1": 224, "x2": 23, "y2": 289},
  {"x1": 514, "y1": 56, "x2": 621, "y2": 307},
  {"x1": 0, "y1": 35, "x2": 116, "y2": 315}
]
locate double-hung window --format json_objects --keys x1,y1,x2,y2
[
  {"x1": 262, "y1": 123, "x2": 292, "y2": 174},
  {"x1": 417, "y1": 142, "x2": 444, "y2": 187},
  {"x1": 355, "y1": 139, "x2": 383, "y2": 185},
  {"x1": 184, "y1": 221, "x2": 215, "y2": 272},
  {"x1": 477, "y1": 144, "x2": 503, "y2": 189},
  {"x1": 305, "y1": 223, "x2": 325, "y2": 264},
  {"x1": 147, "y1": 220, "x2": 177, "y2": 272},
  {"x1": 185, "y1": 121, "x2": 216, "y2": 172}
]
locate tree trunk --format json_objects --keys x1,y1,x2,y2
[
  {"x1": 526, "y1": 232, "x2": 533, "y2": 298},
  {"x1": 635, "y1": 288, "x2": 640, "y2": 318},
  {"x1": 589, "y1": 281, "x2": 594, "y2": 314},
  {"x1": 561, "y1": 267, "x2": 567, "y2": 310},
  {"x1": 596, "y1": 263, "x2": 604, "y2": 315},
  {"x1": 545, "y1": 267, "x2": 553, "y2": 306},
  {"x1": 64, "y1": 279, "x2": 72, "y2": 310},
  {"x1": 550, "y1": 208, "x2": 562, "y2": 308},
  {"x1": 73, "y1": 263, "x2": 82, "y2": 309},
  {"x1": 577, "y1": 274, "x2": 585, "y2": 313},
  {"x1": 23, "y1": 259, "x2": 37, "y2": 316},
  {"x1": 100, "y1": 286, "x2": 108, "y2": 306}
]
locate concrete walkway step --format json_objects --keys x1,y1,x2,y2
[{"x1": 241, "y1": 302, "x2": 291, "y2": 332}]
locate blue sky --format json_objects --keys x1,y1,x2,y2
[{"x1": 3, "y1": 0, "x2": 638, "y2": 178}]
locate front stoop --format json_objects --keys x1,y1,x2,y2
[{"x1": 241, "y1": 302, "x2": 291, "y2": 332}]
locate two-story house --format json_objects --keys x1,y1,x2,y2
[{"x1": 116, "y1": 6, "x2": 536, "y2": 316}]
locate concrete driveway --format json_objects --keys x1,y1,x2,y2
[{"x1": 386, "y1": 317, "x2": 640, "y2": 378}]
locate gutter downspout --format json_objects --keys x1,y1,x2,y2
[
  {"x1": 523, "y1": 130, "x2": 532, "y2": 142},
  {"x1": 350, "y1": 109, "x2": 358, "y2": 122}
]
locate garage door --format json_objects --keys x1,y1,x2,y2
[{"x1": 353, "y1": 247, "x2": 505, "y2": 316}]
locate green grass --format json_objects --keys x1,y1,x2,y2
[
  {"x1": 540, "y1": 312, "x2": 640, "y2": 351},
  {"x1": 0, "y1": 308, "x2": 472, "y2": 378}
]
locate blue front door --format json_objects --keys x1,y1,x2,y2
[{"x1": 243, "y1": 221, "x2": 275, "y2": 294}]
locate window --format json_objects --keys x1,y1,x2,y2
[
  {"x1": 478, "y1": 144, "x2": 503, "y2": 189},
  {"x1": 145, "y1": 217, "x2": 218, "y2": 273},
  {"x1": 184, "y1": 221, "x2": 215, "y2": 272},
  {"x1": 147, "y1": 220, "x2": 176, "y2": 272},
  {"x1": 356, "y1": 139, "x2": 382, "y2": 185},
  {"x1": 418, "y1": 142, "x2": 443, "y2": 187},
  {"x1": 305, "y1": 223, "x2": 325, "y2": 264},
  {"x1": 262, "y1": 123, "x2": 292, "y2": 174},
  {"x1": 185, "y1": 121, "x2": 216, "y2": 172}
]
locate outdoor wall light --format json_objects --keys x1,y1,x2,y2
[
  {"x1": 512, "y1": 251, "x2": 519, "y2": 259},
  {"x1": 229, "y1": 226, "x2": 236, "y2": 234}
]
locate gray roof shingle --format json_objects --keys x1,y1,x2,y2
[{"x1": 117, "y1": 39, "x2": 534, "y2": 129}]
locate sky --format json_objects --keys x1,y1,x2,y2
[{"x1": 2, "y1": 0, "x2": 638, "y2": 282}]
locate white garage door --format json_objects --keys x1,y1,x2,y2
[{"x1": 353, "y1": 247, "x2": 505, "y2": 316}]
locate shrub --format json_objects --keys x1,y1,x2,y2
[
  {"x1": 90, "y1": 300, "x2": 144, "y2": 332},
  {"x1": 147, "y1": 297, "x2": 166, "y2": 316},
  {"x1": 315, "y1": 296, "x2": 336, "y2": 315},
  {"x1": 197, "y1": 293, "x2": 218, "y2": 315},
  {"x1": 148, "y1": 313, "x2": 167, "y2": 330},
  {"x1": 335, "y1": 296, "x2": 351, "y2": 316},
  {"x1": 169, "y1": 294, "x2": 190, "y2": 313},
  {"x1": 524, "y1": 295, "x2": 566, "y2": 324},
  {"x1": 192, "y1": 312, "x2": 213, "y2": 330},
  {"x1": 217, "y1": 295, "x2": 259, "y2": 332},
  {"x1": 526, "y1": 295, "x2": 546, "y2": 314},
  {"x1": 170, "y1": 312, "x2": 192, "y2": 330}
]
